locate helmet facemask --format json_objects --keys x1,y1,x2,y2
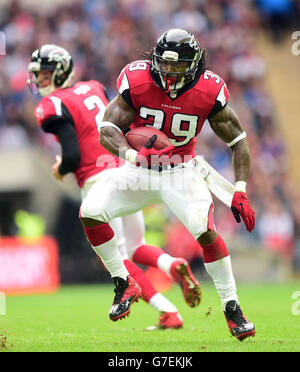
[
  {"x1": 153, "y1": 50, "x2": 201, "y2": 93},
  {"x1": 151, "y1": 29, "x2": 203, "y2": 94},
  {"x1": 28, "y1": 67, "x2": 56, "y2": 96}
]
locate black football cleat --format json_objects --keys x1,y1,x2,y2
[
  {"x1": 224, "y1": 300, "x2": 256, "y2": 341},
  {"x1": 109, "y1": 276, "x2": 142, "y2": 322}
]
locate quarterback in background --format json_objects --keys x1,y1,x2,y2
[
  {"x1": 28, "y1": 44, "x2": 202, "y2": 329},
  {"x1": 80, "y1": 29, "x2": 256, "y2": 341}
]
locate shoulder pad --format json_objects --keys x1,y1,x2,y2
[
  {"x1": 199, "y1": 70, "x2": 230, "y2": 106},
  {"x1": 34, "y1": 96, "x2": 63, "y2": 127},
  {"x1": 116, "y1": 60, "x2": 151, "y2": 94}
]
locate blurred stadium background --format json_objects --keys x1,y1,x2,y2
[{"x1": 0, "y1": 0, "x2": 300, "y2": 294}]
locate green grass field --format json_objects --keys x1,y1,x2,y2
[{"x1": 0, "y1": 281, "x2": 300, "y2": 352}]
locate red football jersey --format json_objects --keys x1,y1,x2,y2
[
  {"x1": 35, "y1": 80, "x2": 122, "y2": 188},
  {"x1": 117, "y1": 61, "x2": 230, "y2": 160}
]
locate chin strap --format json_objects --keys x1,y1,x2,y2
[{"x1": 39, "y1": 85, "x2": 56, "y2": 97}]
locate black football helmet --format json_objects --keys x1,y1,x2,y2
[
  {"x1": 28, "y1": 44, "x2": 74, "y2": 96},
  {"x1": 152, "y1": 29, "x2": 203, "y2": 93}
]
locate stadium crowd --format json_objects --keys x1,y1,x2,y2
[{"x1": 0, "y1": 0, "x2": 300, "y2": 269}]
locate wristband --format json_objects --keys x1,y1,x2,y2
[
  {"x1": 125, "y1": 149, "x2": 138, "y2": 163},
  {"x1": 234, "y1": 181, "x2": 247, "y2": 193},
  {"x1": 98, "y1": 121, "x2": 122, "y2": 133},
  {"x1": 227, "y1": 132, "x2": 246, "y2": 147}
]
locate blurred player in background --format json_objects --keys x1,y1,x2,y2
[
  {"x1": 80, "y1": 29, "x2": 256, "y2": 341},
  {"x1": 28, "y1": 44, "x2": 202, "y2": 328}
]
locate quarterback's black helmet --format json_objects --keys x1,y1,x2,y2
[
  {"x1": 28, "y1": 44, "x2": 74, "y2": 96},
  {"x1": 152, "y1": 29, "x2": 203, "y2": 93}
]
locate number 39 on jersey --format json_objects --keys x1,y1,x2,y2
[{"x1": 117, "y1": 61, "x2": 230, "y2": 159}]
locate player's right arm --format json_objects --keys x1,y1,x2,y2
[
  {"x1": 100, "y1": 62, "x2": 147, "y2": 161},
  {"x1": 100, "y1": 62, "x2": 174, "y2": 164},
  {"x1": 100, "y1": 93, "x2": 173, "y2": 166},
  {"x1": 99, "y1": 93, "x2": 136, "y2": 159}
]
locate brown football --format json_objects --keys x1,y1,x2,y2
[{"x1": 126, "y1": 126, "x2": 171, "y2": 151}]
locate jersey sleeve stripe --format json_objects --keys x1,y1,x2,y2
[
  {"x1": 216, "y1": 84, "x2": 228, "y2": 107},
  {"x1": 119, "y1": 72, "x2": 129, "y2": 94},
  {"x1": 49, "y1": 96, "x2": 63, "y2": 116},
  {"x1": 207, "y1": 83, "x2": 230, "y2": 119}
]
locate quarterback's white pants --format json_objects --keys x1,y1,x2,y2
[
  {"x1": 81, "y1": 172, "x2": 145, "y2": 260},
  {"x1": 80, "y1": 158, "x2": 218, "y2": 240}
]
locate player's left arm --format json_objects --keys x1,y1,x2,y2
[
  {"x1": 208, "y1": 104, "x2": 255, "y2": 232},
  {"x1": 42, "y1": 118, "x2": 81, "y2": 181},
  {"x1": 208, "y1": 104, "x2": 250, "y2": 182}
]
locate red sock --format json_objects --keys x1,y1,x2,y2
[
  {"x1": 124, "y1": 259, "x2": 157, "y2": 302},
  {"x1": 82, "y1": 223, "x2": 114, "y2": 246},
  {"x1": 201, "y1": 234, "x2": 229, "y2": 263},
  {"x1": 132, "y1": 244, "x2": 164, "y2": 268}
]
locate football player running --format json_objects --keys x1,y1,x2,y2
[
  {"x1": 80, "y1": 29, "x2": 256, "y2": 341},
  {"x1": 28, "y1": 44, "x2": 202, "y2": 328}
]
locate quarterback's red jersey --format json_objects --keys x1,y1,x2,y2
[
  {"x1": 35, "y1": 80, "x2": 122, "y2": 188},
  {"x1": 117, "y1": 61, "x2": 230, "y2": 160}
]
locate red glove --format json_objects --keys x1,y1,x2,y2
[
  {"x1": 231, "y1": 192, "x2": 255, "y2": 232},
  {"x1": 136, "y1": 135, "x2": 174, "y2": 167}
]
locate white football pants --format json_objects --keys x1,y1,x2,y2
[
  {"x1": 81, "y1": 172, "x2": 145, "y2": 259},
  {"x1": 80, "y1": 159, "x2": 215, "y2": 240}
]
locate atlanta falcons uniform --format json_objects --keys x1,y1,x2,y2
[
  {"x1": 34, "y1": 80, "x2": 146, "y2": 259},
  {"x1": 80, "y1": 28, "x2": 256, "y2": 339},
  {"x1": 81, "y1": 62, "x2": 230, "y2": 240},
  {"x1": 117, "y1": 61, "x2": 230, "y2": 160},
  {"x1": 30, "y1": 43, "x2": 197, "y2": 328}
]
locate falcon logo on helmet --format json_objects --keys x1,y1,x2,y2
[
  {"x1": 189, "y1": 36, "x2": 200, "y2": 50},
  {"x1": 152, "y1": 28, "x2": 203, "y2": 94},
  {"x1": 28, "y1": 44, "x2": 74, "y2": 96}
]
